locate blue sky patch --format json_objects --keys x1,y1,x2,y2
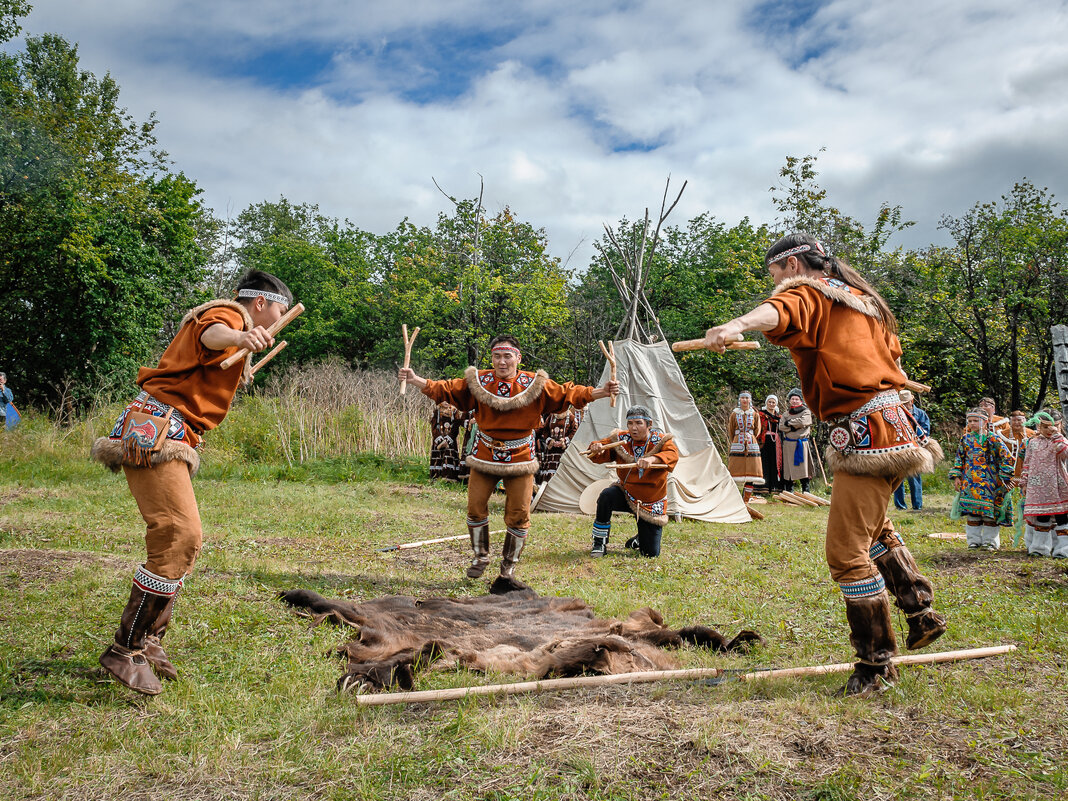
[{"x1": 745, "y1": 0, "x2": 828, "y2": 67}]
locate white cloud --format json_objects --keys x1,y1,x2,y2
[{"x1": 9, "y1": 0, "x2": 1068, "y2": 265}]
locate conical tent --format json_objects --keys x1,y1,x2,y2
[{"x1": 533, "y1": 339, "x2": 749, "y2": 523}]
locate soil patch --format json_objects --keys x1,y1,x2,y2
[{"x1": 0, "y1": 548, "x2": 129, "y2": 586}]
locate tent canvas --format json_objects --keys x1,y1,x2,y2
[{"x1": 533, "y1": 339, "x2": 749, "y2": 523}]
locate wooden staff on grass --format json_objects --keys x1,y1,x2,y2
[
  {"x1": 377, "y1": 531, "x2": 505, "y2": 553},
  {"x1": 400, "y1": 325, "x2": 420, "y2": 395},
  {"x1": 598, "y1": 340, "x2": 618, "y2": 407},
  {"x1": 351, "y1": 645, "x2": 1016, "y2": 706},
  {"x1": 220, "y1": 302, "x2": 305, "y2": 370}
]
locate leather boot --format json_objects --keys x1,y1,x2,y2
[
  {"x1": 499, "y1": 528, "x2": 527, "y2": 578},
  {"x1": 99, "y1": 566, "x2": 182, "y2": 695},
  {"x1": 591, "y1": 521, "x2": 609, "y2": 557},
  {"x1": 465, "y1": 518, "x2": 491, "y2": 578},
  {"x1": 841, "y1": 591, "x2": 899, "y2": 697},
  {"x1": 873, "y1": 545, "x2": 947, "y2": 650},
  {"x1": 143, "y1": 589, "x2": 180, "y2": 680}
]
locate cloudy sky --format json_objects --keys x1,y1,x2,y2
[{"x1": 9, "y1": 1, "x2": 1068, "y2": 267}]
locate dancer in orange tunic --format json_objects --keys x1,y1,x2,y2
[
  {"x1": 704, "y1": 233, "x2": 946, "y2": 696},
  {"x1": 91, "y1": 270, "x2": 291, "y2": 695},
  {"x1": 400, "y1": 336, "x2": 617, "y2": 584}
]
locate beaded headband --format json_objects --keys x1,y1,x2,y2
[
  {"x1": 626, "y1": 411, "x2": 653, "y2": 421},
  {"x1": 237, "y1": 288, "x2": 288, "y2": 305},
  {"x1": 767, "y1": 238, "x2": 828, "y2": 265},
  {"x1": 491, "y1": 344, "x2": 521, "y2": 356}
]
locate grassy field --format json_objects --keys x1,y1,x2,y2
[{"x1": 1, "y1": 423, "x2": 1067, "y2": 800}]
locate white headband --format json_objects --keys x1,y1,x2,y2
[
  {"x1": 767, "y1": 244, "x2": 811, "y2": 265},
  {"x1": 237, "y1": 288, "x2": 288, "y2": 304}
]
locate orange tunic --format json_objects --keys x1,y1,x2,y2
[
  {"x1": 422, "y1": 367, "x2": 595, "y2": 477},
  {"x1": 762, "y1": 276, "x2": 940, "y2": 478},
  {"x1": 590, "y1": 429, "x2": 679, "y2": 524},
  {"x1": 136, "y1": 301, "x2": 253, "y2": 443}
]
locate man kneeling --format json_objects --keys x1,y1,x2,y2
[{"x1": 587, "y1": 406, "x2": 679, "y2": 557}]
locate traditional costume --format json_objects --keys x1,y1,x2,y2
[
  {"x1": 757, "y1": 395, "x2": 782, "y2": 493},
  {"x1": 90, "y1": 296, "x2": 265, "y2": 695},
  {"x1": 727, "y1": 393, "x2": 763, "y2": 484},
  {"x1": 948, "y1": 411, "x2": 1014, "y2": 549},
  {"x1": 588, "y1": 406, "x2": 680, "y2": 558},
  {"x1": 1019, "y1": 416, "x2": 1068, "y2": 558},
  {"x1": 755, "y1": 234, "x2": 945, "y2": 696},
  {"x1": 430, "y1": 403, "x2": 463, "y2": 481},
  {"x1": 779, "y1": 389, "x2": 814, "y2": 494},
  {"x1": 536, "y1": 408, "x2": 579, "y2": 485},
  {"x1": 420, "y1": 345, "x2": 598, "y2": 580}
]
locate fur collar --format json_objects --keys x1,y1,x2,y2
[
  {"x1": 179, "y1": 299, "x2": 253, "y2": 331},
  {"x1": 464, "y1": 366, "x2": 548, "y2": 411},
  {"x1": 772, "y1": 275, "x2": 881, "y2": 320}
]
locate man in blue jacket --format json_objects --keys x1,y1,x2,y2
[
  {"x1": 0, "y1": 372, "x2": 13, "y2": 430},
  {"x1": 893, "y1": 389, "x2": 931, "y2": 510}
]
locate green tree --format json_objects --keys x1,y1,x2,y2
[
  {"x1": 0, "y1": 0, "x2": 30, "y2": 44},
  {"x1": 231, "y1": 198, "x2": 380, "y2": 367},
  {"x1": 376, "y1": 199, "x2": 573, "y2": 376},
  {"x1": 0, "y1": 35, "x2": 210, "y2": 407}
]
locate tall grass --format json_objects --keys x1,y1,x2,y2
[{"x1": 0, "y1": 363, "x2": 433, "y2": 472}]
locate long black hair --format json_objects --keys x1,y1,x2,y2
[{"x1": 765, "y1": 233, "x2": 897, "y2": 334}]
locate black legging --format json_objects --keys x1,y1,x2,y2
[{"x1": 595, "y1": 485, "x2": 662, "y2": 557}]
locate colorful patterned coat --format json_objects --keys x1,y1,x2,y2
[
  {"x1": 1020, "y1": 434, "x2": 1068, "y2": 521},
  {"x1": 949, "y1": 432, "x2": 1014, "y2": 518}
]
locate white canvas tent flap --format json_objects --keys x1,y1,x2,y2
[{"x1": 534, "y1": 339, "x2": 749, "y2": 523}]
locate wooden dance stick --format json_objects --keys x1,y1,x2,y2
[
  {"x1": 581, "y1": 440, "x2": 625, "y2": 456},
  {"x1": 598, "y1": 340, "x2": 618, "y2": 407},
  {"x1": 249, "y1": 340, "x2": 288, "y2": 378},
  {"x1": 220, "y1": 302, "x2": 305, "y2": 369},
  {"x1": 671, "y1": 337, "x2": 761, "y2": 352},
  {"x1": 745, "y1": 503, "x2": 765, "y2": 521},
  {"x1": 799, "y1": 491, "x2": 831, "y2": 507},
  {"x1": 904, "y1": 379, "x2": 932, "y2": 394},
  {"x1": 599, "y1": 463, "x2": 670, "y2": 470},
  {"x1": 400, "y1": 324, "x2": 421, "y2": 395},
  {"x1": 352, "y1": 645, "x2": 1016, "y2": 706},
  {"x1": 775, "y1": 493, "x2": 807, "y2": 507},
  {"x1": 376, "y1": 530, "x2": 505, "y2": 553}
]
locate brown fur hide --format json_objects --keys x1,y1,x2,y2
[{"x1": 280, "y1": 582, "x2": 764, "y2": 693}]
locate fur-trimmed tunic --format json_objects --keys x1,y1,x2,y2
[
  {"x1": 589, "y1": 429, "x2": 679, "y2": 525},
  {"x1": 421, "y1": 368, "x2": 595, "y2": 477},
  {"x1": 91, "y1": 300, "x2": 254, "y2": 476},
  {"x1": 763, "y1": 275, "x2": 943, "y2": 478},
  {"x1": 727, "y1": 407, "x2": 763, "y2": 484}
]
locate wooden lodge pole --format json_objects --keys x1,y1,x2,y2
[{"x1": 351, "y1": 645, "x2": 1016, "y2": 706}]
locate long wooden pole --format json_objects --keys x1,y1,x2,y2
[
  {"x1": 220, "y1": 302, "x2": 305, "y2": 370},
  {"x1": 599, "y1": 463, "x2": 670, "y2": 470},
  {"x1": 581, "y1": 440, "x2": 625, "y2": 456},
  {"x1": 352, "y1": 645, "x2": 1016, "y2": 706},
  {"x1": 376, "y1": 530, "x2": 506, "y2": 553}
]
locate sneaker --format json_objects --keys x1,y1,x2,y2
[{"x1": 624, "y1": 536, "x2": 640, "y2": 550}]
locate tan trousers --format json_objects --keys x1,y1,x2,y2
[
  {"x1": 467, "y1": 469, "x2": 534, "y2": 532},
  {"x1": 826, "y1": 472, "x2": 903, "y2": 584},
  {"x1": 123, "y1": 459, "x2": 202, "y2": 581}
]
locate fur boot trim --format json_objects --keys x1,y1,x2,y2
[
  {"x1": 91, "y1": 437, "x2": 200, "y2": 477},
  {"x1": 464, "y1": 367, "x2": 548, "y2": 411},
  {"x1": 466, "y1": 456, "x2": 540, "y2": 477},
  {"x1": 772, "y1": 275, "x2": 882, "y2": 321}
]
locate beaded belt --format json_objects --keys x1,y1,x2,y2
[{"x1": 478, "y1": 431, "x2": 534, "y2": 450}]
